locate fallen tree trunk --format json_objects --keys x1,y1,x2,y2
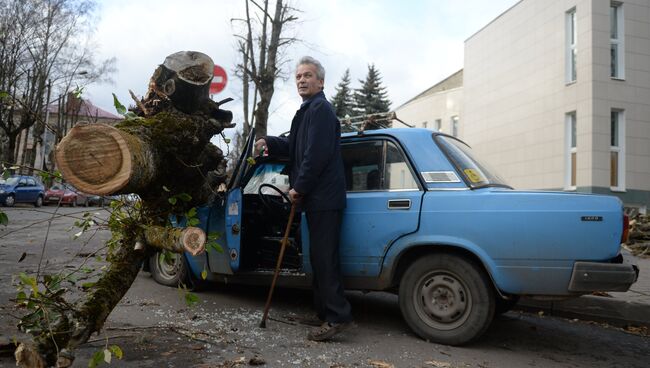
[{"x1": 16, "y1": 51, "x2": 234, "y2": 367}]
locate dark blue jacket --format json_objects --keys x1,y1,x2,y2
[{"x1": 264, "y1": 91, "x2": 346, "y2": 212}]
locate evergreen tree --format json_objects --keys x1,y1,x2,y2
[
  {"x1": 353, "y1": 64, "x2": 391, "y2": 115},
  {"x1": 330, "y1": 69, "x2": 354, "y2": 118}
]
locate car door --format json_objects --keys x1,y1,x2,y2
[
  {"x1": 15, "y1": 178, "x2": 30, "y2": 202},
  {"x1": 338, "y1": 138, "x2": 424, "y2": 277},
  {"x1": 220, "y1": 128, "x2": 256, "y2": 273}
]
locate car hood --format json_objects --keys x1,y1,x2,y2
[{"x1": 0, "y1": 184, "x2": 14, "y2": 190}]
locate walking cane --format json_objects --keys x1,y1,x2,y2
[{"x1": 259, "y1": 202, "x2": 297, "y2": 328}]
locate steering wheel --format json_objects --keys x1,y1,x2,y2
[{"x1": 258, "y1": 183, "x2": 291, "y2": 214}]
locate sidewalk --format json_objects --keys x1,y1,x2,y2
[{"x1": 518, "y1": 255, "x2": 650, "y2": 328}]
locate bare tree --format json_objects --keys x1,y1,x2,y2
[
  {"x1": 0, "y1": 0, "x2": 116, "y2": 168},
  {"x1": 233, "y1": 0, "x2": 299, "y2": 139}
]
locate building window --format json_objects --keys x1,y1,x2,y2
[
  {"x1": 566, "y1": 8, "x2": 577, "y2": 83},
  {"x1": 451, "y1": 116, "x2": 459, "y2": 137},
  {"x1": 610, "y1": 2, "x2": 625, "y2": 79},
  {"x1": 565, "y1": 112, "x2": 577, "y2": 189},
  {"x1": 422, "y1": 121, "x2": 428, "y2": 128},
  {"x1": 610, "y1": 110, "x2": 625, "y2": 190},
  {"x1": 434, "y1": 119, "x2": 442, "y2": 131}
]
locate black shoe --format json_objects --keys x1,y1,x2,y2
[{"x1": 307, "y1": 321, "x2": 352, "y2": 341}]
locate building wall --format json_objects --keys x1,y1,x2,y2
[
  {"x1": 395, "y1": 87, "x2": 463, "y2": 135},
  {"x1": 462, "y1": 0, "x2": 650, "y2": 209}
]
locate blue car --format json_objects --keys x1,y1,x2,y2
[
  {"x1": 0, "y1": 175, "x2": 45, "y2": 207},
  {"x1": 148, "y1": 128, "x2": 638, "y2": 345}
]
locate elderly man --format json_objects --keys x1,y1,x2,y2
[{"x1": 255, "y1": 56, "x2": 353, "y2": 341}]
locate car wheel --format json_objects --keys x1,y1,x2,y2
[
  {"x1": 495, "y1": 295, "x2": 520, "y2": 315},
  {"x1": 149, "y1": 251, "x2": 188, "y2": 287},
  {"x1": 34, "y1": 196, "x2": 42, "y2": 208},
  {"x1": 71, "y1": 198, "x2": 77, "y2": 207},
  {"x1": 84, "y1": 198, "x2": 89, "y2": 207},
  {"x1": 398, "y1": 253, "x2": 495, "y2": 345},
  {"x1": 4, "y1": 195, "x2": 15, "y2": 207}
]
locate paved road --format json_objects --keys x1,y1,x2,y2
[{"x1": 1, "y1": 206, "x2": 648, "y2": 367}]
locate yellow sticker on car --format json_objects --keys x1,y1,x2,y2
[{"x1": 464, "y1": 168, "x2": 483, "y2": 183}]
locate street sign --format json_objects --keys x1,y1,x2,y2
[{"x1": 210, "y1": 65, "x2": 228, "y2": 95}]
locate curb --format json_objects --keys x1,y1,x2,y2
[{"x1": 517, "y1": 296, "x2": 650, "y2": 328}]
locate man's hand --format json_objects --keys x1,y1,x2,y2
[
  {"x1": 289, "y1": 188, "x2": 302, "y2": 204},
  {"x1": 254, "y1": 138, "x2": 267, "y2": 156}
]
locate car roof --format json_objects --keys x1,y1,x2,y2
[{"x1": 341, "y1": 127, "x2": 470, "y2": 147}]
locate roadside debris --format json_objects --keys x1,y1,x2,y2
[{"x1": 626, "y1": 214, "x2": 650, "y2": 257}]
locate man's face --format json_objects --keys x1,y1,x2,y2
[{"x1": 296, "y1": 63, "x2": 324, "y2": 100}]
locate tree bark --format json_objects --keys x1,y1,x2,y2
[{"x1": 19, "y1": 51, "x2": 234, "y2": 367}]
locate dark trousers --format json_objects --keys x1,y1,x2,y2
[{"x1": 306, "y1": 210, "x2": 353, "y2": 323}]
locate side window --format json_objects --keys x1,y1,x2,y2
[
  {"x1": 342, "y1": 140, "x2": 419, "y2": 191},
  {"x1": 385, "y1": 141, "x2": 419, "y2": 190},
  {"x1": 342, "y1": 141, "x2": 383, "y2": 191},
  {"x1": 243, "y1": 163, "x2": 289, "y2": 195}
]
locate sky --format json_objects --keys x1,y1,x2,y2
[{"x1": 86, "y1": 0, "x2": 519, "y2": 146}]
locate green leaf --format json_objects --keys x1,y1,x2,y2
[
  {"x1": 112, "y1": 93, "x2": 126, "y2": 115},
  {"x1": 19, "y1": 273, "x2": 38, "y2": 296},
  {"x1": 186, "y1": 207, "x2": 197, "y2": 218},
  {"x1": 224, "y1": 138, "x2": 231, "y2": 144},
  {"x1": 177, "y1": 193, "x2": 192, "y2": 202},
  {"x1": 0, "y1": 90, "x2": 9, "y2": 98},
  {"x1": 89, "y1": 349, "x2": 104, "y2": 368},
  {"x1": 201, "y1": 268, "x2": 208, "y2": 280},
  {"x1": 187, "y1": 218, "x2": 200, "y2": 227},
  {"x1": 246, "y1": 157, "x2": 256, "y2": 165},
  {"x1": 168, "y1": 197, "x2": 177, "y2": 205},
  {"x1": 108, "y1": 345, "x2": 123, "y2": 360},
  {"x1": 81, "y1": 282, "x2": 96, "y2": 289},
  {"x1": 16, "y1": 291, "x2": 27, "y2": 302},
  {"x1": 162, "y1": 186, "x2": 170, "y2": 192},
  {"x1": 0, "y1": 211, "x2": 8, "y2": 226},
  {"x1": 184, "y1": 291, "x2": 199, "y2": 307}
]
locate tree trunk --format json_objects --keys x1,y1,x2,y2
[{"x1": 18, "y1": 51, "x2": 234, "y2": 367}]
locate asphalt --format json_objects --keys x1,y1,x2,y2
[{"x1": 518, "y1": 255, "x2": 650, "y2": 328}]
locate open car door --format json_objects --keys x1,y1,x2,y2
[{"x1": 222, "y1": 128, "x2": 256, "y2": 272}]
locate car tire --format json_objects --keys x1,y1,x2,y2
[
  {"x1": 71, "y1": 198, "x2": 77, "y2": 207},
  {"x1": 495, "y1": 295, "x2": 520, "y2": 315},
  {"x1": 34, "y1": 196, "x2": 42, "y2": 208},
  {"x1": 84, "y1": 198, "x2": 89, "y2": 207},
  {"x1": 4, "y1": 195, "x2": 15, "y2": 207},
  {"x1": 398, "y1": 253, "x2": 495, "y2": 346},
  {"x1": 149, "y1": 251, "x2": 188, "y2": 287}
]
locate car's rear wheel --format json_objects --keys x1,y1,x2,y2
[
  {"x1": 399, "y1": 253, "x2": 495, "y2": 345},
  {"x1": 71, "y1": 197, "x2": 77, "y2": 207},
  {"x1": 4, "y1": 195, "x2": 15, "y2": 207},
  {"x1": 149, "y1": 251, "x2": 188, "y2": 287},
  {"x1": 34, "y1": 196, "x2": 42, "y2": 208}
]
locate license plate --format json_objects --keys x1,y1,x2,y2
[{"x1": 49, "y1": 196, "x2": 59, "y2": 201}]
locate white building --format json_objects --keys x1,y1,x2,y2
[{"x1": 396, "y1": 0, "x2": 650, "y2": 212}]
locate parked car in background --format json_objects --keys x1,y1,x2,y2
[
  {"x1": 44, "y1": 184, "x2": 89, "y2": 207},
  {"x1": 0, "y1": 175, "x2": 45, "y2": 207}
]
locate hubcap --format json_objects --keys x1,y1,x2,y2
[
  {"x1": 5, "y1": 196, "x2": 15, "y2": 206},
  {"x1": 414, "y1": 271, "x2": 471, "y2": 330},
  {"x1": 156, "y1": 253, "x2": 181, "y2": 282}
]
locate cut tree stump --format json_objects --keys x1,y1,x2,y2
[{"x1": 55, "y1": 122, "x2": 155, "y2": 195}]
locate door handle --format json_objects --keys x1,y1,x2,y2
[{"x1": 388, "y1": 199, "x2": 411, "y2": 210}]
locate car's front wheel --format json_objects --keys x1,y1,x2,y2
[
  {"x1": 34, "y1": 196, "x2": 42, "y2": 207},
  {"x1": 399, "y1": 253, "x2": 495, "y2": 345},
  {"x1": 149, "y1": 251, "x2": 188, "y2": 287},
  {"x1": 4, "y1": 195, "x2": 15, "y2": 207}
]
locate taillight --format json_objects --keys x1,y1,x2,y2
[{"x1": 621, "y1": 213, "x2": 630, "y2": 244}]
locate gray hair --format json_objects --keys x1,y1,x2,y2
[{"x1": 297, "y1": 56, "x2": 325, "y2": 80}]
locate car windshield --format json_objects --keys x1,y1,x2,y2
[
  {"x1": 51, "y1": 185, "x2": 64, "y2": 190},
  {"x1": 243, "y1": 163, "x2": 290, "y2": 196},
  {"x1": 434, "y1": 135, "x2": 511, "y2": 189},
  {"x1": 3, "y1": 177, "x2": 19, "y2": 186}
]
